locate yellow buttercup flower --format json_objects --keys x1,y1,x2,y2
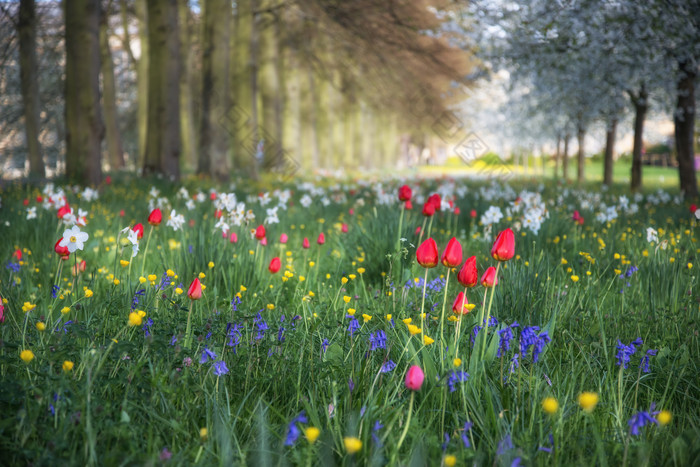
[
  {"x1": 423, "y1": 335, "x2": 435, "y2": 345},
  {"x1": 408, "y1": 324, "x2": 421, "y2": 335},
  {"x1": 20, "y1": 349, "x2": 34, "y2": 363},
  {"x1": 22, "y1": 302, "x2": 36, "y2": 313},
  {"x1": 36, "y1": 322, "x2": 46, "y2": 332},
  {"x1": 570, "y1": 275, "x2": 579, "y2": 282},
  {"x1": 362, "y1": 314, "x2": 372, "y2": 323},
  {"x1": 343, "y1": 437, "x2": 362, "y2": 454},
  {"x1": 347, "y1": 308, "x2": 356, "y2": 316},
  {"x1": 578, "y1": 392, "x2": 599, "y2": 412},
  {"x1": 656, "y1": 410, "x2": 671, "y2": 426},
  {"x1": 148, "y1": 274, "x2": 157, "y2": 282},
  {"x1": 166, "y1": 269, "x2": 175, "y2": 277},
  {"x1": 61, "y1": 306, "x2": 70, "y2": 315},
  {"x1": 542, "y1": 397, "x2": 559, "y2": 414},
  {"x1": 120, "y1": 260, "x2": 130, "y2": 267},
  {"x1": 343, "y1": 296, "x2": 351, "y2": 303},
  {"x1": 62, "y1": 360, "x2": 74, "y2": 372},
  {"x1": 453, "y1": 358, "x2": 462, "y2": 367},
  {"x1": 199, "y1": 427, "x2": 208, "y2": 441},
  {"x1": 444, "y1": 454, "x2": 457, "y2": 467},
  {"x1": 128, "y1": 312, "x2": 143, "y2": 327},
  {"x1": 304, "y1": 427, "x2": 320, "y2": 443}
]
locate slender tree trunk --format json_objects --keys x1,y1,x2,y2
[
  {"x1": 179, "y1": 0, "x2": 197, "y2": 172},
  {"x1": 99, "y1": 3, "x2": 125, "y2": 170},
  {"x1": 307, "y1": 68, "x2": 319, "y2": 170},
  {"x1": 143, "y1": 0, "x2": 180, "y2": 180},
  {"x1": 199, "y1": 0, "x2": 231, "y2": 180},
  {"x1": 19, "y1": 0, "x2": 45, "y2": 178},
  {"x1": 577, "y1": 123, "x2": 585, "y2": 183},
  {"x1": 135, "y1": 0, "x2": 149, "y2": 167},
  {"x1": 248, "y1": 0, "x2": 260, "y2": 177},
  {"x1": 64, "y1": 0, "x2": 103, "y2": 185},
  {"x1": 630, "y1": 87, "x2": 648, "y2": 192},
  {"x1": 259, "y1": 7, "x2": 282, "y2": 170},
  {"x1": 554, "y1": 134, "x2": 560, "y2": 179},
  {"x1": 231, "y1": 0, "x2": 253, "y2": 172},
  {"x1": 603, "y1": 118, "x2": 617, "y2": 186},
  {"x1": 675, "y1": 60, "x2": 698, "y2": 198},
  {"x1": 562, "y1": 133, "x2": 570, "y2": 181}
]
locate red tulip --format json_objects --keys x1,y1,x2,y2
[
  {"x1": 269, "y1": 257, "x2": 281, "y2": 274},
  {"x1": 210, "y1": 192, "x2": 217, "y2": 201},
  {"x1": 54, "y1": 238, "x2": 70, "y2": 258},
  {"x1": 12, "y1": 249, "x2": 22, "y2": 261},
  {"x1": 470, "y1": 209, "x2": 477, "y2": 218},
  {"x1": 119, "y1": 209, "x2": 125, "y2": 217},
  {"x1": 302, "y1": 237, "x2": 310, "y2": 249},
  {"x1": 148, "y1": 208, "x2": 162, "y2": 226},
  {"x1": 230, "y1": 232, "x2": 238, "y2": 243},
  {"x1": 349, "y1": 208, "x2": 355, "y2": 216},
  {"x1": 341, "y1": 223, "x2": 349, "y2": 233},
  {"x1": 691, "y1": 204, "x2": 697, "y2": 214},
  {"x1": 36, "y1": 196, "x2": 43, "y2": 203},
  {"x1": 215, "y1": 209, "x2": 223, "y2": 219},
  {"x1": 398, "y1": 184, "x2": 412, "y2": 202},
  {"x1": 457, "y1": 256, "x2": 478, "y2": 288},
  {"x1": 279, "y1": 233, "x2": 288, "y2": 244},
  {"x1": 260, "y1": 237, "x2": 268, "y2": 246},
  {"x1": 72, "y1": 259, "x2": 86, "y2": 276},
  {"x1": 416, "y1": 238, "x2": 439, "y2": 268},
  {"x1": 405, "y1": 365, "x2": 425, "y2": 391},
  {"x1": 57, "y1": 204, "x2": 71, "y2": 219},
  {"x1": 255, "y1": 225, "x2": 266, "y2": 240},
  {"x1": 491, "y1": 228, "x2": 515, "y2": 262},
  {"x1": 422, "y1": 202, "x2": 435, "y2": 217},
  {"x1": 454, "y1": 207, "x2": 460, "y2": 216},
  {"x1": 189, "y1": 219, "x2": 196, "y2": 228},
  {"x1": 0, "y1": 300, "x2": 4, "y2": 324},
  {"x1": 23, "y1": 198, "x2": 29, "y2": 206},
  {"x1": 441, "y1": 237, "x2": 463, "y2": 268},
  {"x1": 572, "y1": 210, "x2": 581, "y2": 222},
  {"x1": 105, "y1": 175, "x2": 112, "y2": 185},
  {"x1": 427, "y1": 193, "x2": 442, "y2": 211},
  {"x1": 405, "y1": 200, "x2": 413, "y2": 210},
  {"x1": 132, "y1": 223, "x2": 144, "y2": 239},
  {"x1": 452, "y1": 292, "x2": 470, "y2": 315},
  {"x1": 187, "y1": 278, "x2": 202, "y2": 300},
  {"x1": 480, "y1": 266, "x2": 498, "y2": 287},
  {"x1": 415, "y1": 226, "x2": 421, "y2": 235},
  {"x1": 317, "y1": 232, "x2": 325, "y2": 245}
]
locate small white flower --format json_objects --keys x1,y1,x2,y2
[
  {"x1": 26, "y1": 207, "x2": 37, "y2": 220},
  {"x1": 646, "y1": 227, "x2": 658, "y2": 243},
  {"x1": 59, "y1": 226, "x2": 89, "y2": 253}
]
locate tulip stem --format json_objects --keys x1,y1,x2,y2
[
  {"x1": 395, "y1": 391, "x2": 414, "y2": 458},
  {"x1": 419, "y1": 268, "x2": 429, "y2": 336},
  {"x1": 480, "y1": 262, "x2": 501, "y2": 361},
  {"x1": 454, "y1": 288, "x2": 467, "y2": 357},
  {"x1": 439, "y1": 269, "x2": 451, "y2": 373},
  {"x1": 184, "y1": 300, "x2": 195, "y2": 350},
  {"x1": 140, "y1": 225, "x2": 154, "y2": 277}
]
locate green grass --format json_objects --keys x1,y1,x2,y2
[{"x1": 0, "y1": 174, "x2": 698, "y2": 465}]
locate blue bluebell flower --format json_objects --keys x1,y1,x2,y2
[
  {"x1": 640, "y1": 349, "x2": 657, "y2": 373},
  {"x1": 372, "y1": 420, "x2": 383, "y2": 446},
  {"x1": 5, "y1": 262, "x2": 20, "y2": 273},
  {"x1": 142, "y1": 317, "x2": 153, "y2": 337},
  {"x1": 231, "y1": 295, "x2": 241, "y2": 312},
  {"x1": 347, "y1": 317, "x2": 360, "y2": 337},
  {"x1": 380, "y1": 360, "x2": 396, "y2": 373},
  {"x1": 532, "y1": 331, "x2": 551, "y2": 363},
  {"x1": 284, "y1": 411, "x2": 308, "y2": 446},
  {"x1": 520, "y1": 326, "x2": 540, "y2": 356},
  {"x1": 461, "y1": 421, "x2": 473, "y2": 448},
  {"x1": 369, "y1": 330, "x2": 387, "y2": 350},
  {"x1": 497, "y1": 327, "x2": 514, "y2": 357},
  {"x1": 212, "y1": 360, "x2": 229, "y2": 376},
  {"x1": 447, "y1": 371, "x2": 470, "y2": 393},
  {"x1": 52, "y1": 284, "x2": 60, "y2": 298},
  {"x1": 131, "y1": 288, "x2": 145, "y2": 310},
  {"x1": 254, "y1": 312, "x2": 268, "y2": 340},
  {"x1": 200, "y1": 346, "x2": 217, "y2": 364},
  {"x1": 616, "y1": 338, "x2": 643, "y2": 368},
  {"x1": 628, "y1": 410, "x2": 658, "y2": 435}
]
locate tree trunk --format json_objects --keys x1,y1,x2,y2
[
  {"x1": 553, "y1": 134, "x2": 560, "y2": 179},
  {"x1": 18, "y1": 0, "x2": 45, "y2": 178},
  {"x1": 135, "y1": 0, "x2": 149, "y2": 167},
  {"x1": 259, "y1": 7, "x2": 283, "y2": 170},
  {"x1": 577, "y1": 123, "x2": 585, "y2": 183},
  {"x1": 64, "y1": 0, "x2": 103, "y2": 185},
  {"x1": 179, "y1": 0, "x2": 197, "y2": 172},
  {"x1": 675, "y1": 60, "x2": 698, "y2": 198},
  {"x1": 562, "y1": 133, "x2": 570, "y2": 181},
  {"x1": 248, "y1": 0, "x2": 260, "y2": 178},
  {"x1": 307, "y1": 68, "x2": 319, "y2": 170},
  {"x1": 603, "y1": 118, "x2": 617, "y2": 186},
  {"x1": 99, "y1": 3, "x2": 125, "y2": 171},
  {"x1": 143, "y1": 0, "x2": 181, "y2": 180},
  {"x1": 199, "y1": 0, "x2": 231, "y2": 180},
  {"x1": 630, "y1": 87, "x2": 648, "y2": 192}
]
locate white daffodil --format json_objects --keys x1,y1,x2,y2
[{"x1": 60, "y1": 226, "x2": 89, "y2": 253}]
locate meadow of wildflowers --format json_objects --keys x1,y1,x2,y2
[{"x1": 0, "y1": 176, "x2": 698, "y2": 465}]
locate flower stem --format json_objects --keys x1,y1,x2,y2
[
  {"x1": 184, "y1": 300, "x2": 195, "y2": 350},
  {"x1": 419, "y1": 268, "x2": 429, "y2": 336},
  {"x1": 480, "y1": 262, "x2": 501, "y2": 361},
  {"x1": 439, "y1": 269, "x2": 451, "y2": 372},
  {"x1": 395, "y1": 391, "x2": 414, "y2": 456},
  {"x1": 140, "y1": 225, "x2": 154, "y2": 277}
]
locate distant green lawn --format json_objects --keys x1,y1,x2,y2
[{"x1": 418, "y1": 157, "x2": 698, "y2": 193}]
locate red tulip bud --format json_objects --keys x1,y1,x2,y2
[
  {"x1": 57, "y1": 204, "x2": 71, "y2": 219},
  {"x1": 302, "y1": 237, "x2": 310, "y2": 249},
  {"x1": 230, "y1": 232, "x2": 238, "y2": 243},
  {"x1": 255, "y1": 225, "x2": 266, "y2": 240},
  {"x1": 119, "y1": 209, "x2": 125, "y2": 217},
  {"x1": 416, "y1": 238, "x2": 439, "y2": 268},
  {"x1": 341, "y1": 223, "x2": 349, "y2": 233},
  {"x1": 428, "y1": 193, "x2": 442, "y2": 211},
  {"x1": 691, "y1": 204, "x2": 697, "y2": 213},
  {"x1": 457, "y1": 256, "x2": 478, "y2": 288},
  {"x1": 215, "y1": 209, "x2": 223, "y2": 219},
  {"x1": 187, "y1": 278, "x2": 202, "y2": 300},
  {"x1": 470, "y1": 209, "x2": 477, "y2": 218},
  {"x1": 422, "y1": 202, "x2": 435, "y2": 217},
  {"x1": 54, "y1": 239, "x2": 70, "y2": 258},
  {"x1": 480, "y1": 266, "x2": 498, "y2": 287},
  {"x1": 317, "y1": 232, "x2": 325, "y2": 245},
  {"x1": 12, "y1": 249, "x2": 22, "y2": 261},
  {"x1": 405, "y1": 200, "x2": 413, "y2": 210},
  {"x1": 148, "y1": 208, "x2": 162, "y2": 226},
  {"x1": 132, "y1": 223, "x2": 144, "y2": 240},
  {"x1": 441, "y1": 237, "x2": 463, "y2": 268},
  {"x1": 260, "y1": 237, "x2": 268, "y2": 246},
  {"x1": 279, "y1": 233, "x2": 288, "y2": 244},
  {"x1": 452, "y1": 292, "x2": 470, "y2": 315},
  {"x1": 491, "y1": 228, "x2": 515, "y2": 261},
  {"x1": 398, "y1": 184, "x2": 412, "y2": 202},
  {"x1": 405, "y1": 365, "x2": 425, "y2": 391},
  {"x1": 23, "y1": 199, "x2": 29, "y2": 206},
  {"x1": 454, "y1": 207, "x2": 460, "y2": 215},
  {"x1": 269, "y1": 257, "x2": 281, "y2": 274}
]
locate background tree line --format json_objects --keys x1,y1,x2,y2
[{"x1": 0, "y1": 0, "x2": 476, "y2": 184}]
